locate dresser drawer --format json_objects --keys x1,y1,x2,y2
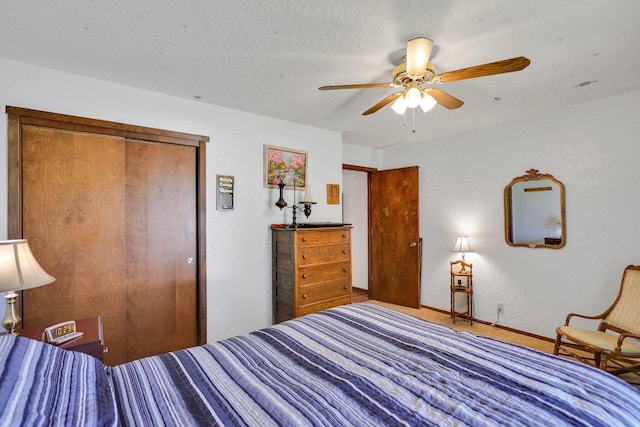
[
  {"x1": 297, "y1": 230, "x2": 350, "y2": 246},
  {"x1": 298, "y1": 261, "x2": 350, "y2": 283},
  {"x1": 297, "y1": 296, "x2": 352, "y2": 317},
  {"x1": 299, "y1": 243, "x2": 350, "y2": 265},
  {"x1": 298, "y1": 279, "x2": 351, "y2": 305}
]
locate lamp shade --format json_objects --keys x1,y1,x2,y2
[
  {"x1": 451, "y1": 236, "x2": 471, "y2": 254},
  {"x1": 419, "y1": 93, "x2": 437, "y2": 112},
  {"x1": 391, "y1": 95, "x2": 408, "y2": 115},
  {"x1": 0, "y1": 239, "x2": 55, "y2": 292},
  {"x1": 404, "y1": 87, "x2": 422, "y2": 108},
  {"x1": 303, "y1": 186, "x2": 314, "y2": 203}
]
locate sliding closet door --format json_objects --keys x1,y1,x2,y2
[
  {"x1": 125, "y1": 140, "x2": 197, "y2": 360},
  {"x1": 10, "y1": 106, "x2": 207, "y2": 366},
  {"x1": 21, "y1": 126, "x2": 129, "y2": 363}
]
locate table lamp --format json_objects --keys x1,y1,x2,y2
[
  {"x1": 451, "y1": 236, "x2": 471, "y2": 261},
  {"x1": 451, "y1": 236, "x2": 472, "y2": 273},
  {"x1": 0, "y1": 239, "x2": 55, "y2": 335}
]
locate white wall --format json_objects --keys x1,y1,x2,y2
[
  {"x1": 378, "y1": 89, "x2": 640, "y2": 338},
  {"x1": 0, "y1": 58, "x2": 343, "y2": 342},
  {"x1": 342, "y1": 143, "x2": 381, "y2": 169}
]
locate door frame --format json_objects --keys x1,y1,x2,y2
[
  {"x1": 6, "y1": 106, "x2": 209, "y2": 344},
  {"x1": 343, "y1": 164, "x2": 421, "y2": 308},
  {"x1": 343, "y1": 164, "x2": 376, "y2": 295}
]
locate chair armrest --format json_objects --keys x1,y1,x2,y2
[
  {"x1": 565, "y1": 312, "x2": 605, "y2": 325},
  {"x1": 616, "y1": 332, "x2": 640, "y2": 353}
]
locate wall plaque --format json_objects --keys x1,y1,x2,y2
[{"x1": 216, "y1": 175, "x2": 234, "y2": 210}]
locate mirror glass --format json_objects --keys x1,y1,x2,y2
[{"x1": 504, "y1": 169, "x2": 565, "y2": 248}]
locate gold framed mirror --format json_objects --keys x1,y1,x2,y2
[{"x1": 504, "y1": 169, "x2": 565, "y2": 248}]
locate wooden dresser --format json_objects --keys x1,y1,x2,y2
[{"x1": 272, "y1": 225, "x2": 353, "y2": 323}]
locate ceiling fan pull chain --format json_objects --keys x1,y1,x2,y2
[{"x1": 412, "y1": 107, "x2": 416, "y2": 133}]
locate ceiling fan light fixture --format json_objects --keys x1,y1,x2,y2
[
  {"x1": 419, "y1": 93, "x2": 437, "y2": 112},
  {"x1": 391, "y1": 95, "x2": 408, "y2": 114},
  {"x1": 406, "y1": 37, "x2": 434, "y2": 77},
  {"x1": 405, "y1": 87, "x2": 422, "y2": 108}
]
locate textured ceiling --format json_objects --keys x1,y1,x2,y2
[{"x1": 1, "y1": 1, "x2": 639, "y2": 148}]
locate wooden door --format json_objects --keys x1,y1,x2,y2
[
  {"x1": 125, "y1": 140, "x2": 198, "y2": 360},
  {"x1": 370, "y1": 166, "x2": 421, "y2": 308},
  {"x1": 21, "y1": 126, "x2": 129, "y2": 363},
  {"x1": 9, "y1": 107, "x2": 207, "y2": 366}
]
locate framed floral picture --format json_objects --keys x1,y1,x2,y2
[{"x1": 264, "y1": 145, "x2": 307, "y2": 189}]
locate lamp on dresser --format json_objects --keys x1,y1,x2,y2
[{"x1": 0, "y1": 239, "x2": 55, "y2": 335}]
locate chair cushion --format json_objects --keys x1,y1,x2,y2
[{"x1": 558, "y1": 326, "x2": 640, "y2": 354}]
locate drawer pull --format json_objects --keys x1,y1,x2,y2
[
  {"x1": 343, "y1": 268, "x2": 348, "y2": 272},
  {"x1": 302, "y1": 293, "x2": 308, "y2": 299},
  {"x1": 302, "y1": 254, "x2": 307, "y2": 259},
  {"x1": 342, "y1": 234, "x2": 347, "y2": 239},
  {"x1": 343, "y1": 285, "x2": 348, "y2": 290},
  {"x1": 302, "y1": 237, "x2": 307, "y2": 242},
  {"x1": 342, "y1": 250, "x2": 348, "y2": 254},
  {"x1": 302, "y1": 274, "x2": 308, "y2": 279}
]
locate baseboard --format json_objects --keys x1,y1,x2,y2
[{"x1": 420, "y1": 304, "x2": 555, "y2": 343}]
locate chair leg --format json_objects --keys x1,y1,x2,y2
[
  {"x1": 597, "y1": 352, "x2": 607, "y2": 370},
  {"x1": 553, "y1": 334, "x2": 562, "y2": 355}
]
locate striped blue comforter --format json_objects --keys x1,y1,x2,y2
[
  {"x1": 0, "y1": 333, "x2": 117, "y2": 426},
  {"x1": 109, "y1": 303, "x2": 640, "y2": 426}
]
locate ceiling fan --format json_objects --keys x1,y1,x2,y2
[{"x1": 319, "y1": 38, "x2": 530, "y2": 116}]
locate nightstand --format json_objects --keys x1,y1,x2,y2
[{"x1": 19, "y1": 316, "x2": 105, "y2": 361}]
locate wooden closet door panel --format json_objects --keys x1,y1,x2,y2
[
  {"x1": 125, "y1": 140, "x2": 198, "y2": 361},
  {"x1": 21, "y1": 125, "x2": 127, "y2": 364}
]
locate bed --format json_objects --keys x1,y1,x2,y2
[{"x1": 1, "y1": 303, "x2": 639, "y2": 426}]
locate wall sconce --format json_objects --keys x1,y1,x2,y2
[
  {"x1": 274, "y1": 178, "x2": 316, "y2": 227},
  {"x1": 451, "y1": 236, "x2": 472, "y2": 272}
]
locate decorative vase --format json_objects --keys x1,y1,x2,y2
[{"x1": 275, "y1": 182, "x2": 287, "y2": 209}]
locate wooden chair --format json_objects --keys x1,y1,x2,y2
[{"x1": 554, "y1": 265, "x2": 640, "y2": 383}]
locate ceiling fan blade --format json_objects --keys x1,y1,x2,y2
[
  {"x1": 437, "y1": 56, "x2": 531, "y2": 83},
  {"x1": 362, "y1": 92, "x2": 403, "y2": 115},
  {"x1": 406, "y1": 37, "x2": 434, "y2": 77},
  {"x1": 426, "y1": 88, "x2": 464, "y2": 109},
  {"x1": 319, "y1": 83, "x2": 393, "y2": 90}
]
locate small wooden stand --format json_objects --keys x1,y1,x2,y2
[{"x1": 450, "y1": 261, "x2": 473, "y2": 324}]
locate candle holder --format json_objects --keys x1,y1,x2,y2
[
  {"x1": 275, "y1": 182, "x2": 287, "y2": 209},
  {"x1": 273, "y1": 177, "x2": 315, "y2": 227},
  {"x1": 301, "y1": 201, "x2": 316, "y2": 218}
]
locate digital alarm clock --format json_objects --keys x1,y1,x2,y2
[{"x1": 44, "y1": 320, "x2": 84, "y2": 345}]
